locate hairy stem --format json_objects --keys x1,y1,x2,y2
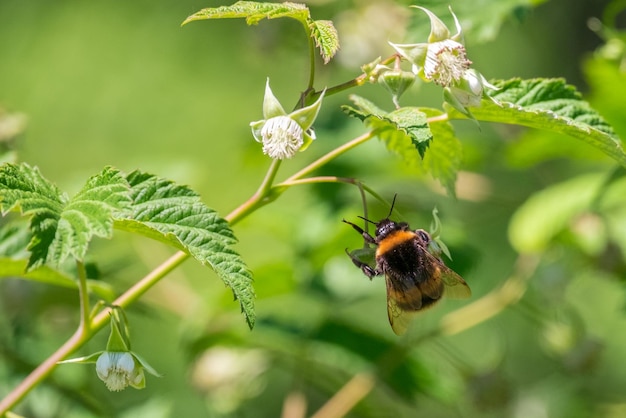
[
  {"x1": 227, "y1": 159, "x2": 282, "y2": 223},
  {"x1": 283, "y1": 131, "x2": 376, "y2": 184}
]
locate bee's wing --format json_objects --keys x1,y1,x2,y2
[
  {"x1": 385, "y1": 275, "x2": 422, "y2": 336},
  {"x1": 420, "y1": 247, "x2": 471, "y2": 300}
]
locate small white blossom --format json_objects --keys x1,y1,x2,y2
[
  {"x1": 389, "y1": 6, "x2": 498, "y2": 120},
  {"x1": 96, "y1": 351, "x2": 144, "y2": 392},
  {"x1": 57, "y1": 308, "x2": 160, "y2": 392},
  {"x1": 250, "y1": 79, "x2": 324, "y2": 160},
  {"x1": 259, "y1": 116, "x2": 304, "y2": 159},
  {"x1": 424, "y1": 39, "x2": 471, "y2": 87}
]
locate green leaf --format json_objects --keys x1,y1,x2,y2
[
  {"x1": 343, "y1": 99, "x2": 461, "y2": 193},
  {"x1": 0, "y1": 164, "x2": 130, "y2": 269},
  {"x1": 0, "y1": 163, "x2": 65, "y2": 269},
  {"x1": 420, "y1": 108, "x2": 462, "y2": 196},
  {"x1": 0, "y1": 257, "x2": 115, "y2": 300},
  {"x1": 182, "y1": 1, "x2": 310, "y2": 26},
  {"x1": 343, "y1": 94, "x2": 432, "y2": 158},
  {"x1": 0, "y1": 221, "x2": 31, "y2": 258},
  {"x1": 508, "y1": 173, "x2": 605, "y2": 253},
  {"x1": 182, "y1": 2, "x2": 338, "y2": 65},
  {"x1": 309, "y1": 20, "x2": 340, "y2": 64},
  {"x1": 114, "y1": 171, "x2": 255, "y2": 329},
  {"x1": 48, "y1": 167, "x2": 131, "y2": 266},
  {"x1": 448, "y1": 78, "x2": 626, "y2": 166}
]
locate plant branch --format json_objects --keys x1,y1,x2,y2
[
  {"x1": 427, "y1": 113, "x2": 450, "y2": 124},
  {"x1": 0, "y1": 250, "x2": 190, "y2": 415},
  {"x1": 75, "y1": 260, "x2": 91, "y2": 333},
  {"x1": 0, "y1": 325, "x2": 86, "y2": 414},
  {"x1": 282, "y1": 131, "x2": 376, "y2": 184},
  {"x1": 439, "y1": 254, "x2": 539, "y2": 336},
  {"x1": 226, "y1": 159, "x2": 282, "y2": 224},
  {"x1": 305, "y1": 22, "x2": 316, "y2": 91},
  {"x1": 310, "y1": 373, "x2": 376, "y2": 418}
]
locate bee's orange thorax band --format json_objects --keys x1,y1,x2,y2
[{"x1": 376, "y1": 230, "x2": 415, "y2": 257}]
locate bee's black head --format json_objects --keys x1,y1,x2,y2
[
  {"x1": 356, "y1": 194, "x2": 410, "y2": 241},
  {"x1": 375, "y1": 218, "x2": 409, "y2": 240}
]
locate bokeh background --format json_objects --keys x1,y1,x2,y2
[{"x1": 2, "y1": 0, "x2": 626, "y2": 417}]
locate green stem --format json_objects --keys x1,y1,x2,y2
[
  {"x1": 226, "y1": 158, "x2": 282, "y2": 224},
  {"x1": 0, "y1": 326, "x2": 87, "y2": 415},
  {"x1": 278, "y1": 176, "x2": 355, "y2": 187},
  {"x1": 427, "y1": 113, "x2": 450, "y2": 123},
  {"x1": 282, "y1": 131, "x2": 376, "y2": 184},
  {"x1": 0, "y1": 157, "x2": 288, "y2": 414},
  {"x1": 312, "y1": 54, "x2": 397, "y2": 101},
  {"x1": 305, "y1": 23, "x2": 316, "y2": 91},
  {"x1": 0, "y1": 250, "x2": 189, "y2": 416},
  {"x1": 75, "y1": 260, "x2": 91, "y2": 334}
]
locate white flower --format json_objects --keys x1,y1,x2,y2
[
  {"x1": 57, "y1": 309, "x2": 160, "y2": 392},
  {"x1": 96, "y1": 351, "x2": 145, "y2": 392},
  {"x1": 389, "y1": 6, "x2": 499, "y2": 120},
  {"x1": 250, "y1": 79, "x2": 324, "y2": 160},
  {"x1": 390, "y1": 6, "x2": 468, "y2": 87},
  {"x1": 423, "y1": 38, "x2": 471, "y2": 87},
  {"x1": 259, "y1": 115, "x2": 305, "y2": 159}
]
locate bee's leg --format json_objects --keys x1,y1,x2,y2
[
  {"x1": 344, "y1": 249, "x2": 378, "y2": 279},
  {"x1": 342, "y1": 219, "x2": 376, "y2": 245}
]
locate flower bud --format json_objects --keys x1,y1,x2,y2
[{"x1": 378, "y1": 69, "x2": 416, "y2": 107}]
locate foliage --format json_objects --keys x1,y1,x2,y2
[
  {"x1": 0, "y1": 164, "x2": 254, "y2": 325},
  {"x1": 1, "y1": 0, "x2": 626, "y2": 417}
]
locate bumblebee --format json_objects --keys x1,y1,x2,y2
[{"x1": 343, "y1": 202, "x2": 471, "y2": 335}]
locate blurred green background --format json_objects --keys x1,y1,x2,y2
[{"x1": 2, "y1": 0, "x2": 626, "y2": 417}]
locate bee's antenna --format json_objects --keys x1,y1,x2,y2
[
  {"x1": 358, "y1": 216, "x2": 376, "y2": 225},
  {"x1": 387, "y1": 193, "x2": 398, "y2": 218}
]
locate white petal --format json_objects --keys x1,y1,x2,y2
[{"x1": 96, "y1": 352, "x2": 112, "y2": 379}]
